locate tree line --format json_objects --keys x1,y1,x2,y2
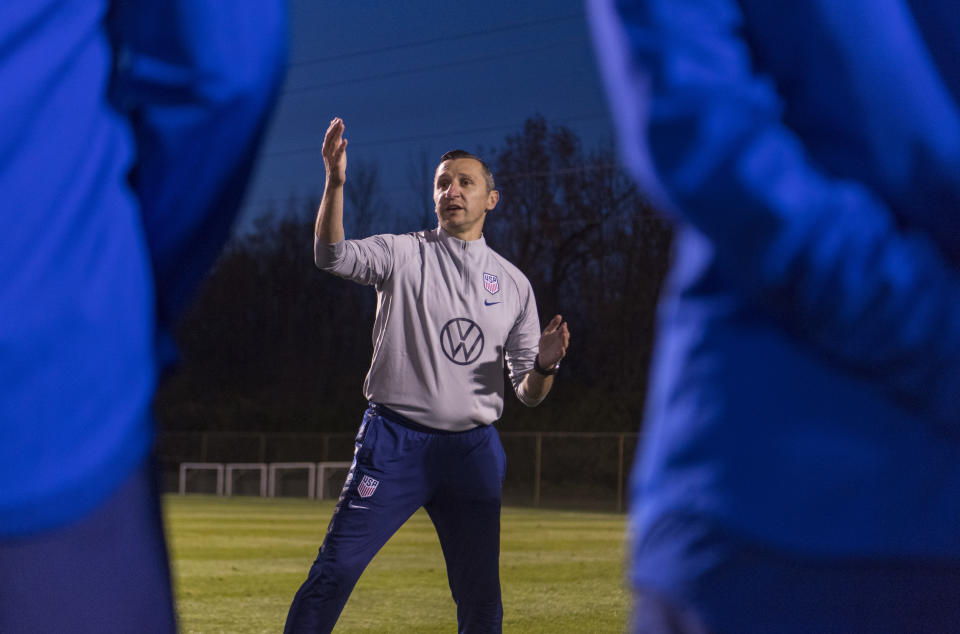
[{"x1": 154, "y1": 116, "x2": 672, "y2": 433}]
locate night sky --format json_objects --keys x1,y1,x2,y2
[{"x1": 238, "y1": 0, "x2": 616, "y2": 232}]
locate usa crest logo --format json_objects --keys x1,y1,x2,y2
[
  {"x1": 357, "y1": 475, "x2": 379, "y2": 498},
  {"x1": 483, "y1": 272, "x2": 499, "y2": 295}
]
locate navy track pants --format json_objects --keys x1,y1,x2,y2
[{"x1": 285, "y1": 404, "x2": 507, "y2": 634}]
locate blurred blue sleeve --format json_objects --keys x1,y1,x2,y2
[
  {"x1": 108, "y1": 2, "x2": 287, "y2": 345},
  {"x1": 589, "y1": 0, "x2": 960, "y2": 428}
]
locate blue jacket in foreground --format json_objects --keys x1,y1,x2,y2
[
  {"x1": 590, "y1": 0, "x2": 960, "y2": 566},
  {"x1": 0, "y1": 1, "x2": 286, "y2": 535}
]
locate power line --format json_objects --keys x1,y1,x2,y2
[
  {"x1": 258, "y1": 112, "x2": 611, "y2": 159},
  {"x1": 283, "y1": 38, "x2": 584, "y2": 96},
  {"x1": 496, "y1": 162, "x2": 623, "y2": 182},
  {"x1": 241, "y1": 160, "x2": 636, "y2": 212},
  {"x1": 287, "y1": 13, "x2": 585, "y2": 68}
]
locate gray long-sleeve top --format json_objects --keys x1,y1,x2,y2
[{"x1": 315, "y1": 227, "x2": 543, "y2": 431}]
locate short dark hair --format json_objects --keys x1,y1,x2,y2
[{"x1": 438, "y1": 149, "x2": 495, "y2": 191}]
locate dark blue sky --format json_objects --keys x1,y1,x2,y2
[{"x1": 239, "y1": 0, "x2": 616, "y2": 231}]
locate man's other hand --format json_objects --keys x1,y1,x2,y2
[{"x1": 538, "y1": 315, "x2": 570, "y2": 369}]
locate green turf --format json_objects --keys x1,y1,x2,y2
[{"x1": 164, "y1": 495, "x2": 629, "y2": 633}]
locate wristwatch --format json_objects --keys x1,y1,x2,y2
[{"x1": 533, "y1": 354, "x2": 558, "y2": 376}]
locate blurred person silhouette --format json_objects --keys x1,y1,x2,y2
[
  {"x1": 589, "y1": 1, "x2": 960, "y2": 632},
  {"x1": 0, "y1": 2, "x2": 286, "y2": 632}
]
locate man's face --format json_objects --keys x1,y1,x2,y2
[{"x1": 434, "y1": 158, "x2": 499, "y2": 240}]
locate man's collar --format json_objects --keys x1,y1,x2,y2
[{"x1": 436, "y1": 225, "x2": 486, "y2": 249}]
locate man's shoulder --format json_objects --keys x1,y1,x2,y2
[
  {"x1": 360, "y1": 230, "x2": 425, "y2": 271},
  {"x1": 359, "y1": 231, "x2": 423, "y2": 250}
]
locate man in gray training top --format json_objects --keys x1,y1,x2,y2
[{"x1": 284, "y1": 117, "x2": 570, "y2": 634}]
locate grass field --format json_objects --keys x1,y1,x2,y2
[{"x1": 165, "y1": 495, "x2": 629, "y2": 633}]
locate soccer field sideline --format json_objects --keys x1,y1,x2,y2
[{"x1": 165, "y1": 495, "x2": 630, "y2": 633}]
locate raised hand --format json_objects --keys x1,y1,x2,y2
[
  {"x1": 322, "y1": 117, "x2": 348, "y2": 186},
  {"x1": 538, "y1": 315, "x2": 570, "y2": 369}
]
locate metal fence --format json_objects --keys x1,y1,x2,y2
[{"x1": 158, "y1": 430, "x2": 640, "y2": 512}]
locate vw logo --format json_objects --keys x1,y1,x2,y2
[{"x1": 440, "y1": 318, "x2": 484, "y2": 365}]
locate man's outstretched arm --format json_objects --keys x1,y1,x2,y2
[
  {"x1": 315, "y1": 117, "x2": 348, "y2": 247},
  {"x1": 313, "y1": 118, "x2": 398, "y2": 286}
]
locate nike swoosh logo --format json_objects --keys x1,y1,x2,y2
[
  {"x1": 348, "y1": 501, "x2": 370, "y2": 510},
  {"x1": 484, "y1": 300, "x2": 500, "y2": 306}
]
